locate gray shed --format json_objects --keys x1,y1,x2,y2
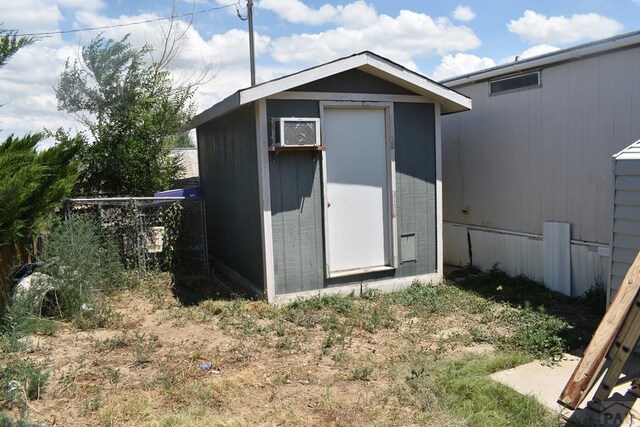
[
  {"x1": 610, "y1": 140, "x2": 640, "y2": 303},
  {"x1": 190, "y1": 52, "x2": 471, "y2": 303}
]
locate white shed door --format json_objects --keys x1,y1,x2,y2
[{"x1": 324, "y1": 107, "x2": 390, "y2": 274}]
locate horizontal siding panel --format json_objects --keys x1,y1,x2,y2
[
  {"x1": 612, "y1": 247, "x2": 639, "y2": 264},
  {"x1": 611, "y1": 261, "x2": 632, "y2": 278},
  {"x1": 614, "y1": 205, "x2": 640, "y2": 220},
  {"x1": 610, "y1": 275, "x2": 624, "y2": 305},
  {"x1": 615, "y1": 159, "x2": 640, "y2": 175},
  {"x1": 614, "y1": 219, "x2": 640, "y2": 236},
  {"x1": 614, "y1": 190, "x2": 640, "y2": 207},
  {"x1": 615, "y1": 176, "x2": 640, "y2": 191},
  {"x1": 613, "y1": 233, "x2": 640, "y2": 250},
  {"x1": 570, "y1": 244, "x2": 608, "y2": 295}
]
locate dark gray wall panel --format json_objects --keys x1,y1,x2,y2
[
  {"x1": 197, "y1": 103, "x2": 264, "y2": 288},
  {"x1": 289, "y1": 69, "x2": 415, "y2": 95},
  {"x1": 268, "y1": 100, "x2": 324, "y2": 294},
  {"x1": 268, "y1": 99, "x2": 437, "y2": 295},
  {"x1": 394, "y1": 102, "x2": 437, "y2": 275}
]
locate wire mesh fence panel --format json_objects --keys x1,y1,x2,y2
[{"x1": 63, "y1": 198, "x2": 208, "y2": 275}]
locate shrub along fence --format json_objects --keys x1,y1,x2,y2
[{"x1": 63, "y1": 197, "x2": 209, "y2": 276}]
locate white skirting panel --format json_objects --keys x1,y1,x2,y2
[
  {"x1": 543, "y1": 222, "x2": 571, "y2": 295},
  {"x1": 443, "y1": 222, "x2": 470, "y2": 266},
  {"x1": 443, "y1": 222, "x2": 609, "y2": 296},
  {"x1": 469, "y1": 228, "x2": 543, "y2": 282}
]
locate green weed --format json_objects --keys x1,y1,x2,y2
[
  {"x1": 133, "y1": 332, "x2": 158, "y2": 365},
  {"x1": 404, "y1": 353, "x2": 559, "y2": 427},
  {"x1": 0, "y1": 359, "x2": 48, "y2": 414},
  {"x1": 350, "y1": 366, "x2": 373, "y2": 381}
]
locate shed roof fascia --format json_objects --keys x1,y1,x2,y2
[
  {"x1": 441, "y1": 30, "x2": 640, "y2": 88},
  {"x1": 614, "y1": 139, "x2": 640, "y2": 160},
  {"x1": 188, "y1": 52, "x2": 470, "y2": 129}
]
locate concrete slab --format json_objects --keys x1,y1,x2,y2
[{"x1": 490, "y1": 353, "x2": 640, "y2": 425}]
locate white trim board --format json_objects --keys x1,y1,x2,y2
[
  {"x1": 254, "y1": 99, "x2": 276, "y2": 302},
  {"x1": 273, "y1": 272, "x2": 442, "y2": 305},
  {"x1": 188, "y1": 51, "x2": 471, "y2": 129},
  {"x1": 435, "y1": 104, "x2": 444, "y2": 275},
  {"x1": 268, "y1": 92, "x2": 433, "y2": 103}
]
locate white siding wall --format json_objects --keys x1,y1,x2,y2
[
  {"x1": 442, "y1": 46, "x2": 640, "y2": 245},
  {"x1": 609, "y1": 154, "x2": 640, "y2": 302}
]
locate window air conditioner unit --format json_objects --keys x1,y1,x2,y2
[{"x1": 271, "y1": 117, "x2": 320, "y2": 147}]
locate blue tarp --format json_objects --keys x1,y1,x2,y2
[{"x1": 154, "y1": 187, "x2": 204, "y2": 199}]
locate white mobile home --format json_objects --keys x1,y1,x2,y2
[{"x1": 440, "y1": 30, "x2": 640, "y2": 297}]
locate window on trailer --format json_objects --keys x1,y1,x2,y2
[{"x1": 489, "y1": 71, "x2": 541, "y2": 95}]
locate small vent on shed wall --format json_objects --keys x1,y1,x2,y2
[{"x1": 400, "y1": 233, "x2": 416, "y2": 263}]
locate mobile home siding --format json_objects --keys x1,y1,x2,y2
[
  {"x1": 268, "y1": 97, "x2": 437, "y2": 295},
  {"x1": 197, "y1": 103, "x2": 264, "y2": 289},
  {"x1": 442, "y1": 45, "x2": 640, "y2": 245}
]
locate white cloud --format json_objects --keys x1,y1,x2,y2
[
  {"x1": 258, "y1": 0, "x2": 339, "y2": 25},
  {"x1": 519, "y1": 44, "x2": 560, "y2": 59},
  {"x1": 0, "y1": 43, "x2": 81, "y2": 139},
  {"x1": 271, "y1": 9, "x2": 480, "y2": 67},
  {"x1": 0, "y1": 7, "x2": 275, "y2": 139},
  {"x1": 432, "y1": 53, "x2": 495, "y2": 81},
  {"x1": 453, "y1": 5, "x2": 475, "y2": 22},
  {"x1": 0, "y1": 0, "x2": 483, "y2": 139},
  {"x1": 507, "y1": 10, "x2": 623, "y2": 45},
  {"x1": 258, "y1": 0, "x2": 378, "y2": 28},
  {"x1": 498, "y1": 44, "x2": 561, "y2": 64},
  {"x1": 54, "y1": 0, "x2": 105, "y2": 10},
  {"x1": 336, "y1": 1, "x2": 378, "y2": 28}
]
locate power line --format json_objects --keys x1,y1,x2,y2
[{"x1": 16, "y1": 2, "x2": 241, "y2": 37}]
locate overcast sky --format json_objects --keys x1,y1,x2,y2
[{"x1": 1, "y1": 0, "x2": 639, "y2": 141}]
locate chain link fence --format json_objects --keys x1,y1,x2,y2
[{"x1": 63, "y1": 197, "x2": 209, "y2": 276}]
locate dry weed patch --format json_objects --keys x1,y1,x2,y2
[{"x1": 1, "y1": 268, "x2": 602, "y2": 426}]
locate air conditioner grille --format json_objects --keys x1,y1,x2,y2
[{"x1": 283, "y1": 120, "x2": 317, "y2": 146}]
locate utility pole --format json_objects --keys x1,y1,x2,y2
[{"x1": 247, "y1": 0, "x2": 256, "y2": 86}]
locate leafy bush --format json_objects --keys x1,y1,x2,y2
[
  {"x1": 0, "y1": 132, "x2": 81, "y2": 247},
  {"x1": 503, "y1": 305, "x2": 568, "y2": 360},
  {"x1": 5, "y1": 218, "x2": 130, "y2": 332}
]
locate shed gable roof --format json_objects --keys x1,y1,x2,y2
[{"x1": 189, "y1": 51, "x2": 471, "y2": 129}]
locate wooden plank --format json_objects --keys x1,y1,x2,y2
[
  {"x1": 558, "y1": 251, "x2": 640, "y2": 409},
  {"x1": 590, "y1": 291, "x2": 640, "y2": 407},
  {"x1": 268, "y1": 146, "x2": 326, "y2": 152}
]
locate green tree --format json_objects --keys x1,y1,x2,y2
[
  {"x1": 0, "y1": 29, "x2": 80, "y2": 249},
  {"x1": 0, "y1": 27, "x2": 35, "y2": 67},
  {"x1": 0, "y1": 132, "x2": 82, "y2": 247},
  {"x1": 55, "y1": 35, "x2": 195, "y2": 196}
]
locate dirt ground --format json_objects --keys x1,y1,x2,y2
[{"x1": 4, "y1": 271, "x2": 596, "y2": 426}]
